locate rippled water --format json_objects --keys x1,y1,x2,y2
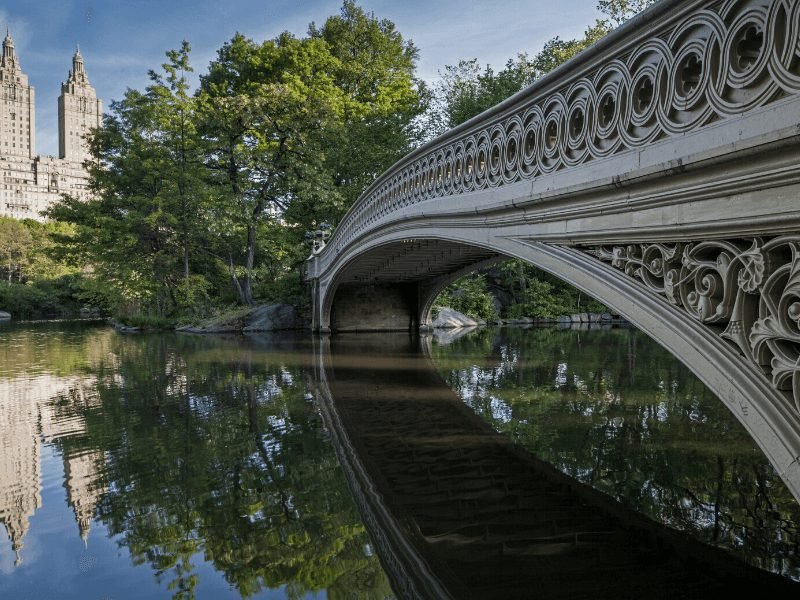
[{"x1": 0, "y1": 321, "x2": 798, "y2": 599}]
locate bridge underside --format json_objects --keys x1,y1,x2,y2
[{"x1": 325, "y1": 240, "x2": 500, "y2": 332}]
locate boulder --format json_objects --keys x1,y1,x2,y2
[
  {"x1": 0, "y1": 310, "x2": 10, "y2": 319},
  {"x1": 243, "y1": 304, "x2": 304, "y2": 332},
  {"x1": 432, "y1": 307, "x2": 479, "y2": 329},
  {"x1": 432, "y1": 326, "x2": 478, "y2": 345},
  {"x1": 176, "y1": 324, "x2": 237, "y2": 333}
]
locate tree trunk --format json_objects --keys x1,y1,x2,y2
[
  {"x1": 183, "y1": 240, "x2": 189, "y2": 281},
  {"x1": 243, "y1": 222, "x2": 256, "y2": 305},
  {"x1": 228, "y1": 255, "x2": 246, "y2": 304},
  {"x1": 243, "y1": 199, "x2": 264, "y2": 306}
]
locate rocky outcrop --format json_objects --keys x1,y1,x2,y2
[
  {"x1": 0, "y1": 310, "x2": 10, "y2": 319},
  {"x1": 243, "y1": 304, "x2": 304, "y2": 332},
  {"x1": 432, "y1": 307, "x2": 479, "y2": 329},
  {"x1": 177, "y1": 304, "x2": 306, "y2": 334}
]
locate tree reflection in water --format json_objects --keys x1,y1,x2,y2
[
  {"x1": 432, "y1": 326, "x2": 800, "y2": 580},
  {"x1": 0, "y1": 325, "x2": 392, "y2": 600},
  {"x1": 3, "y1": 322, "x2": 800, "y2": 599}
]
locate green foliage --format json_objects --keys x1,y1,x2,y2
[
  {"x1": 0, "y1": 218, "x2": 113, "y2": 318},
  {"x1": 498, "y1": 259, "x2": 607, "y2": 318},
  {"x1": 0, "y1": 217, "x2": 34, "y2": 284},
  {"x1": 597, "y1": 0, "x2": 657, "y2": 26},
  {"x1": 503, "y1": 278, "x2": 574, "y2": 319},
  {"x1": 45, "y1": 3, "x2": 424, "y2": 320},
  {"x1": 434, "y1": 274, "x2": 498, "y2": 321},
  {"x1": 0, "y1": 283, "x2": 46, "y2": 317},
  {"x1": 173, "y1": 275, "x2": 213, "y2": 318},
  {"x1": 36, "y1": 0, "x2": 653, "y2": 322},
  {"x1": 309, "y1": 0, "x2": 427, "y2": 211}
]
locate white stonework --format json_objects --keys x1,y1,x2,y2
[
  {"x1": 0, "y1": 32, "x2": 101, "y2": 220},
  {"x1": 308, "y1": 0, "x2": 800, "y2": 501}
]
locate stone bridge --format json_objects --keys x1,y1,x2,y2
[{"x1": 306, "y1": 0, "x2": 800, "y2": 494}]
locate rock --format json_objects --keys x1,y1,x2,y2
[
  {"x1": 600, "y1": 313, "x2": 613, "y2": 322},
  {"x1": 432, "y1": 326, "x2": 478, "y2": 345},
  {"x1": 432, "y1": 307, "x2": 479, "y2": 329},
  {"x1": 557, "y1": 315, "x2": 571, "y2": 324},
  {"x1": 589, "y1": 313, "x2": 602, "y2": 323},
  {"x1": 243, "y1": 304, "x2": 304, "y2": 332},
  {"x1": 176, "y1": 324, "x2": 238, "y2": 333},
  {"x1": 0, "y1": 310, "x2": 10, "y2": 319}
]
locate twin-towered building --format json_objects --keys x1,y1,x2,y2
[{"x1": 0, "y1": 30, "x2": 101, "y2": 220}]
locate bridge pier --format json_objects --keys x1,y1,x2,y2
[{"x1": 327, "y1": 282, "x2": 421, "y2": 332}]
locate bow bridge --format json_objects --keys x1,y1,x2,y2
[{"x1": 306, "y1": 0, "x2": 800, "y2": 494}]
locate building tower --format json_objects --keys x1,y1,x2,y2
[
  {"x1": 58, "y1": 46, "x2": 102, "y2": 164},
  {"x1": 0, "y1": 29, "x2": 35, "y2": 159}
]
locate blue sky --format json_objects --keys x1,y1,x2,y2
[{"x1": 2, "y1": 0, "x2": 603, "y2": 156}]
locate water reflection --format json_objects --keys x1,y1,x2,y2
[
  {"x1": 1, "y1": 322, "x2": 799, "y2": 599},
  {"x1": 316, "y1": 333, "x2": 800, "y2": 597},
  {"x1": 0, "y1": 323, "x2": 391, "y2": 599},
  {"x1": 431, "y1": 327, "x2": 800, "y2": 580}
]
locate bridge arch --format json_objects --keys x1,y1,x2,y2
[
  {"x1": 311, "y1": 227, "x2": 800, "y2": 502},
  {"x1": 307, "y1": 0, "x2": 800, "y2": 500}
]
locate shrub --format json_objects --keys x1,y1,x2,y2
[{"x1": 434, "y1": 275, "x2": 498, "y2": 321}]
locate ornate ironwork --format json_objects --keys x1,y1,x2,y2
[
  {"x1": 591, "y1": 235, "x2": 800, "y2": 412},
  {"x1": 327, "y1": 0, "x2": 800, "y2": 254}
]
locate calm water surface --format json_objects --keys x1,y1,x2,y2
[{"x1": 0, "y1": 321, "x2": 798, "y2": 599}]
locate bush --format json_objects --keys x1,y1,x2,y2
[
  {"x1": 434, "y1": 275, "x2": 498, "y2": 321},
  {"x1": 503, "y1": 279, "x2": 571, "y2": 318},
  {"x1": 0, "y1": 284, "x2": 47, "y2": 318},
  {"x1": 174, "y1": 275, "x2": 213, "y2": 318}
]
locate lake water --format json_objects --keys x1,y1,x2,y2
[{"x1": 0, "y1": 321, "x2": 798, "y2": 598}]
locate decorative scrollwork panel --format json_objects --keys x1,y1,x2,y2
[{"x1": 589, "y1": 234, "x2": 800, "y2": 412}]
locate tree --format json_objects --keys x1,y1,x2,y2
[
  {"x1": 309, "y1": 1, "x2": 427, "y2": 213},
  {"x1": 48, "y1": 44, "x2": 212, "y2": 317},
  {"x1": 147, "y1": 41, "x2": 207, "y2": 282},
  {"x1": 197, "y1": 33, "x2": 343, "y2": 305},
  {"x1": 45, "y1": 3, "x2": 429, "y2": 316},
  {"x1": 597, "y1": 0, "x2": 657, "y2": 27},
  {"x1": 0, "y1": 217, "x2": 33, "y2": 284}
]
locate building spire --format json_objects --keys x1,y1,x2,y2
[
  {"x1": 70, "y1": 43, "x2": 86, "y2": 83},
  {"x1": 2, "y1": 27, "x2": 17, "y2": 69}
]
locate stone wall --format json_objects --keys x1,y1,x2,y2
[{"x1": 329, "y1": 283, "x2": 418, "y2": 332}]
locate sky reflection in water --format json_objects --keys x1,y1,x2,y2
[{"x1": 0, "y1": 321, "x2": 798, "y2": 599}]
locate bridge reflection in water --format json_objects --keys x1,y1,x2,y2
[{"x1": 314, "y1": 332, "x2": 800, "y2": 599}]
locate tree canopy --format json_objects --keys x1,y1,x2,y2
[{"x1": 47, "y1": 2, "x2": 425, "y2": 320}]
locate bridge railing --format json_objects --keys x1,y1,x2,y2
[{"x1": 320, "y1": 0, "x2": 800, "y2": 263}]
